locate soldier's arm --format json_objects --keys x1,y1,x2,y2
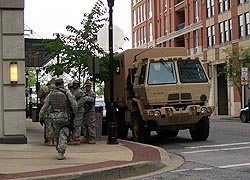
[
  {"x1": 65, "y1": 90, "x2": 78, "y2": 115},
  {"x1": 77, "y1": 95, "x2": 88, "y2": 108},
  {"x1": 86, "y1": 92, "x2": 96, "y2": 103},
  {"x1": 39, "y1": 94, "x2": 50, "y2": 121}
]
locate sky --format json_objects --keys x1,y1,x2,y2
[{"x1": 24, "y1": 0, "x2": 132, "y2": 50}]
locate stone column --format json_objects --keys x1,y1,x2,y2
[{"x1": 0, "y1": 0, "x2": 26, "y2": 144}]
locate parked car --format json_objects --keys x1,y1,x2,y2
[
  {"x1": 95, "y1": 98, "x2": 108, "y2": 135},
  {"x1": 240, "y1": 98, "x2": 250, "y2": 123}
]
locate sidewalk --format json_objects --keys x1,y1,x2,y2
[{"x1": 0, "y1": 119, "x2": 183, "y2": 180}]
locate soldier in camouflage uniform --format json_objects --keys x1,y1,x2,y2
[
  {"x1": 68, "y1": 80, "x2": 88, "y2": 145},
  {"x1": 38, "y1": 78, "x2": 56, "y2": 146},
  {"x1": 82, "y1": 81, "x2": 96, "y2": 144},
  {"x1": 39, "y1": 78, "x2": 78, "y2": 160}
]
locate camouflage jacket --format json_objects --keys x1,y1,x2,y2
[
  {"x1": 72, "y1": 87, "x2": 88, "y2": 113},
  {"x1": 84, "y1": 90, "x2": 96, "y2": 112},
  {"x1": 39, "y1": 88, "x2": 78, "y2": 124}
]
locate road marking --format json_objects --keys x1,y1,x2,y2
[
  {"x1": 185, "y1": 142, "x2": 250, "y2": 149},
  {"x1": 219, "y1": 163, "x2": 250, "y2": 168},
  {"x1": 182, "y1": 146, "x2": 250, "y2": 154},
  {"x1": 171, "y1": 164, "x2": 250, "y2": 173}
]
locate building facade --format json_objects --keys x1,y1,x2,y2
[
  {"x1": 0, "y1": 0, "x2": 26, "y2": 143},
  {"x1": 131, "y1": 0, "x2": 250, "y2": 116}
]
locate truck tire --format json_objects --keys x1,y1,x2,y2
[
  {"x1": 157, "y1": 129, "x2": 179, "y2": 137},
  {"x1": 240, "y1": 112, "x2": 249, "y2": 123},
  {"x1": 189, "y1": 116, "x2": 210, "y2": 141},
  {"x1": 131, "y1": 112, "x2": 150, "y2": 143}
]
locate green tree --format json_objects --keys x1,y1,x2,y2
[
  {"x1": 221, "y1": 47, "x2": 250, "y2": 98},
  {"x1": 43, "y1": 0, "x2": 109, "y2": 84}
]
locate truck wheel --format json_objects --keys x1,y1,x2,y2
[
  {"x1": 189, "y1": 116, "x2": 210, "y2": 141},
  {"x1": 240, "y1": 112, "x2": 249, "y2": 123},
  {"x1": 131, "y1": 112, "x2": 150, "y2": 143},
  {"x1": 157, "y1": 129, "x2": 179, "y2": 137}
]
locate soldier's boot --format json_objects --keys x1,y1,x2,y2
[
  {"x1": 88, "y1": 138, "x2": 96, "y2": 144},
  {"x1": 80, "y1": 136, "x2": 88, "y2": 143},
  {"x1": 68, "y1": 140, "x2": 80, "y2": 145},
  {"x1": 44, "y1": 140, "x2": 53, "y2": 146},
  {"x1": 53, "y1": 140, "x2": 57, "y2": 146},
  {"x1": 58, "y1": 153, "x2": 66, "y2": 160}
]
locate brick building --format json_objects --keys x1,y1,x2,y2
[{"x1": 131, "y1": 0, "x2": 250, "y2": 116}]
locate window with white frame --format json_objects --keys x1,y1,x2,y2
[
  {"x1": 219, "y1": 22, "x2": 224, "y2": 43},
  {"x1": 229, "y1": 19, "x2": 232, "y2": 40},
  {"x1": 195, "y1": 0, "x2": 199, "y2": 22},
  {"x1": 138, "y1": 29, "x2": 141, "y2": 46},
  {"x1": 206, "y1": 0, "x2": 214, "y2": 18},
  {"x1": 138, "y1": 6, "x2": 141, "y2": 24},
  {"x1": 133, "y1": 10, "x2": 136, "y2": 27},
  {"x1": 207, "y1": 25, "x2": 215, "y2": 46},
  {"x1": 224, "y1": 20, "x2": 229, "y2": 41},
  {"x1": 143, "y1": 26, "x2": 146, "y2": 43},
  {"x1": 148, "y1": 0, "x2": 152, "y2": 19},
  {"x1": 165, "y1": 16, "x2": 168, "y2": 34},
  {"x1": 133, "y1": 31, "x2": 137, "y2": 47},
  {"x1": 149, "y1": 22, "x2": 153, "y2": 41},
  {"x1": 212, "y1": 25, "x2": 215, "y2": 45},
  {"x1": 239, "y1": 14, "x2": 244, "y2": 38},
  {"x1": 219, "y1": 0, "x2": 223, "y2": 13},
  {"x1": 194, "y1": 30, "x2": 199, "y2": 53},
  {"x1": 246, "y1": 12, "x2": 250, "y2": 36}
]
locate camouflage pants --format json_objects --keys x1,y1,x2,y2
[
  {"x1": 82, "y1": 111, "x2": 96, "y2": 140},
  {"x1": 53, "y1": 123, "x2": 69, "y2": 154},
  {"x1": 44, "y1": 118, "x2": 55, "y2": 141},
  {"x1": 72, "y1": 112, "x2": 84, "y2": 141}
]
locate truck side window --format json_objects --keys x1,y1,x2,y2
[{"x1": 139, "y1": 64, "x2": 146, "y2": 84}]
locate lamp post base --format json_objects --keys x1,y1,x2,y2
[{"x1": 107, "y1": 122, "x2": 119, "y2": 144}]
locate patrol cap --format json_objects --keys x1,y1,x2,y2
[
  {"x1": 73, "y1": 80, "x2": 79, "y2": 84},
  {"x1": 84, "y1": 81, "x2": 91, "y2": 87},
  {"x1": 55, "y1": 78, "x2": 64, "y2": 85},
  {"x1": 68, "y1": 82, "x2": 73, "y2": 87}
]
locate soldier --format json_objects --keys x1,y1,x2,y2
[
  {"x1": 82, "y1": 81, "x2": 96, "y2": 144},
  {"x1": 68, "y1": 80, "x2": 88, "y2": 145},
  {"x1": 38, "y1": 78, "x2": 56, "y2": 146},
  {"x1": 39, "y1": 78, "x2": 78, "y2": 160},
  {"x1": 68, "y1": 82, "x2": 73, "y2": 92}
]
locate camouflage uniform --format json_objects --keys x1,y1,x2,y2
[
  {"x1": 39, "y1": 81, "x2": 77, "y2": 159},
  {"x1": 38, "y1": 82, "x2": 56, "y2": 145},
  {"x1": 71, "y1": 85, "x2": 88, "y2": 142},
  {"x1": 82, "y1": 83, "x2": 96, "y2": 143}
]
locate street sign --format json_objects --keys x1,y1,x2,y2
[{"x1": 241, "y1": 67, "x2": 248, "y2": 85}]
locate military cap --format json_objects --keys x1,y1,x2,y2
[
  {"x1": 73, "y1": 80, "x2": 79, "y2": 84},
  {"x1": 55, "y1": 78, "x2": 64, "y2": 85},
  {"x1": 68, "y1": 82, "x2": 73, "y2": 87},
  {"x1": 84, "y1": 81, "x2": 91, "y2": 87}
]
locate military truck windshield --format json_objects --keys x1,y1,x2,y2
[
  {"x1": 148, "y1": 61, "x2": 176, "y2": 85},
  {"x1": 178, "y1": 60, "x2": 208, "y2": 83}
]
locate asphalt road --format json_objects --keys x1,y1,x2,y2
[{"x1": 134, "y1": 116, "x2": 250, "y2": 180}]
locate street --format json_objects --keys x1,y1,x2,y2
[{"x1": 134, "y1": 116, "x2": 250, "y2": 180}]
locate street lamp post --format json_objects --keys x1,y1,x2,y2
[
  {"x1": 36, "y1": 67, "x2": 40, "y2": 121},
  {"x1": 25, "y1": 71, "x2": 29, "y2": 118},
  {"x1": 107, "y1": 0, "x2": 118, "y2": 144}
]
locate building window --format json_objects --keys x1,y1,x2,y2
[
  {"x1": 229, "y1": 19, "x2": 232, "y2": 40},
  {"x1": 194, "y1": 30, "x2": 199, "y2": 53},
  {"x1": 149, "y1": 22, "x2": 153, "y2": 41},
  {"x1": 207, "y1": 25, "x2": 215, "y2": 46},
  {"x1": 164, "y1": 0, "x2": 167, "y2": 10},
  {"x1": 165, "y1": 16, "x2": 168, "y2": 34},
  {"x1": 246, "y1": 12, "x2": 250, "y2": 36},
  {"x1": 239, "y1": 14, "x2": 244, "y2": 38},
  {"x1": 219, "y1": 22, "x2": 224, "y2": 43},
  {"x1": 133, "y1": 31, "x2": 137, "y2": 48},
  {"x1": 219, "y1": 0, "x2": 223, "y2": 13},
  {"x1": 194, "y1": 0, "x2": 199, "y2": 22},
  {"x1": 148, "y1": 0, "x2": 152, "y2": 19},
  {"x1": 133, "y1": 10, "x2": 136, "y2": 27},
  {"x1": 206, "y1": 0, "x2": 214, "y2": 18},
  {"x1": 143, "y1": 26, "x2": 146, "y2": 43},
  {"x1": 224, "y1": 20, "x2": 229, "y2": 42}
]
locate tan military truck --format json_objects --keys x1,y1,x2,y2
[{"x1": 105, "y1": 47, "x2": 213, "y2": 143}]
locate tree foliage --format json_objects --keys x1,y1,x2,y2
[
  {"x1": 221, "y1": 47, "x2": 250, "y2": 97},
  {"x1": 43, "y1": 0, "x2": 109, "y2": 85}
]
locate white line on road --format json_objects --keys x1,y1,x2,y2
[
  {"x1": 182, "y1": 146, "x2": 250, "y2": 154},
  {"x1": 185, "y1": 142, "x2": 250, "y2": 149},
  {"x1": 171, "y1": 163, "x2": 250, "y2": 173}
]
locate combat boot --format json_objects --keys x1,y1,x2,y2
[
  {"x1": 80, "y1": 136, "x2": 88, "y2": 143},
  {"x1": 44, "y1": 140, "x2": 53, "y2": 146},
  {"x1": 88, "y1": 138, "x2": 96, "y2": 144},
  {"x1": 58, "y1": 153, "x2": 66, "y2": 160},
  {"x1": 68, "y1": 140, "x2": 80, "y2": 145}
]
